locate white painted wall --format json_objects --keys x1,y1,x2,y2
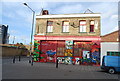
[{"x1": 100, "y1": 42, "x2": 120, "y2": 65}]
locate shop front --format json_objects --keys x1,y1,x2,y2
[{"x1": 33, "y1": 35, "x2": 101, "y2": 65}]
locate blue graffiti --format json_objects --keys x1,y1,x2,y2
[{"x1": 46, "y1": 50, "x2": 56, "y2": 55}]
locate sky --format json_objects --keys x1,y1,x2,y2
[{"x1": 1, "y1": 0, "x2": 119, "y2": 45}]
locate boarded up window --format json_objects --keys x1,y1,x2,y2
[
  {"x1": 57, "y1": 41, "x2": 65, "y2": 56},
  {"x1": 57, "y1": 48, "x2": 65, "y2": 56}
]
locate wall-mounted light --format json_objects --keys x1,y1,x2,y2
[{"x1": 117, "y1": 38, "x2": 119, "y2": 41}]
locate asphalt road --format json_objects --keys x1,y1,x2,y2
[{"x1": 2, "y1": 57, "x2": 120, "y2": 79}]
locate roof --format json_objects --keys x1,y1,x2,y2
[
  {"x1": 101, "y1": 30, "x2": 120, "y2": 37},
  {"x1": 101, "y1": 30, "x2": 120, "y2": 42}
]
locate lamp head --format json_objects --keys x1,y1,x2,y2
[{"x1": 23, "y1": 3, "x2": 27, "y2": 6}]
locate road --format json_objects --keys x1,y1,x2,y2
[{"x1": 2, "y1": 57, "x2": 120, "y2": 79}]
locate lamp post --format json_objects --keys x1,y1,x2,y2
[
  {"x1": 23, "y1": 3, "x2": 35, "y2": 63},
  {"x1": 12, "y1": 36, "x2": 15, "y2": 44}
]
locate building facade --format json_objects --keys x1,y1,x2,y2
[
  {"x1": 101, "y1": 30, "x2": 120, "y2": 65},
  {"x1": 33, "y1": 10, "x2": 101, "y2": 65},
  {"x1": 0, "y1": 24, "x2": 9, "y2": 44}
]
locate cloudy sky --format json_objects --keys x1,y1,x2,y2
[{"x1": 1, "y1": 0, "x2": 118, "y2": 45}]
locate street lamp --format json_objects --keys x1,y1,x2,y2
[
  {"x1": 12, "y1": 36, "x2": 15, "y2": 44},
  {"x1": 23, "y1": 3, "x2": 35, "y2": 63}
]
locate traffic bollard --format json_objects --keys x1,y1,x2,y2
[
  {"x1": 29, "y1": 55, "x2": 31, "y2": 63},
  {"x1": 19, "y1": 55, "x2": 21, "y2": 61},
  {"x1": 31, "y1": 56, "x2": 34, "y2": 66},
  {"x1": 13, "y1": 56, "x2": 15, "y2": 63},
  {"x1": 56, "y1": 59, "x2": 58, "y2": 68}
]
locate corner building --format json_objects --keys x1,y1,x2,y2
[{"x1": 34, "y1": 10, "x2": 101, "y2": 65}]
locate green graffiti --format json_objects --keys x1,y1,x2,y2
[{"x1": 33, "y1": 40, "x2": 40, "y2": 61}]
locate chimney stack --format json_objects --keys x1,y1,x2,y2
[{"x1": 42, "y1": 10, "x2": 49, "y2": 15}]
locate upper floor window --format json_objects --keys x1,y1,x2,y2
[
  {"x1": 90, "y1": 20, "x2": 94, "y2": 32},
  {"x1": 79, "y1": 20, "x2": 86, "y2": 32},
  {"x1": 47, "y1": 21, "x2": 53, "y2": 32},
  {"x1": 62, "y1": 21, "x2": 69, "y2": 32}
]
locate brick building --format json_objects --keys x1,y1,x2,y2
[
  {"x1": 33, "y1": 10, "x2": 101, "y2": 65},
  {"x1": 100, "y1": 30, "x2": 120, "y2": 65}
]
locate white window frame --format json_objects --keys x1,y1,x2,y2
[
  {"x1": 47, "y1": 21, "x2": 53, "y2": 32},
  {"x1": 79, "y1": 21, "x2": 86, "y2": 32},
  {"x1": 62, "y1": 21, "x2": 69, "y2": 32},
  {"x1": 95, "y1": 20, "x2": 98, "y2": 29}
]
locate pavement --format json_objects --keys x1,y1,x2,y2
[{"x1": 2, "y1": 56, "x2": 120, "y2": 79}]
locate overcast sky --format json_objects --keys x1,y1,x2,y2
[{"x1": 1, "y1": 0, "x2": 118, "y2": 45}]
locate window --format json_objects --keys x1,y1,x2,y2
[
  {"x1": 95, "y1": 20, "x2": 98, "y2": 29},
  {"x1": 90, "y1": 20, "x2": 94, "y2": 32},
  {"x1": 47, "y1": 21, "x2": 53, "y2": 32},
  {"x1": 62, "y1": 21, "x2": 69, "y2": 32},
  {"x1": 79, "y1": 20, "x2": 86, "y2": 32},
  {"x1": 107, "y1": 51, "x2": 120, "y2": 56},
  {"x1": 107, "y1": 52, "x2": 110, "y2": 55}
]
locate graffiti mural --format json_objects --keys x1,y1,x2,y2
[
  {"x1": 91, "y1": 43, "x2": 100, "y2": 65},
  {"x1": 65, "y1": 40, "x2": 73, "y2": 56},
  {"x1": 57, "y1": 57, "x2": 73, "y2": 64},
  {"x1": 46, "y1": 50, "x2": 56, "y2": 56},
  {"x1": 40, "y1": 54, "x2": 47, "y2": 62},
  {"x1": 64, "y1": 57, "x2": 73, "y2": 64},
  {"x1": 46, "y1": 50, "x2": 56, "y2": 62},
  {"x1": 83, "y1": 51, "x2": 90, "y2": 59},
  {"x1": 33, "y1": 40, "x2": 100, "y2": 65},
  {"x1": 65, "y1": 49, "x2": 73, "y2": 56},
  {"x1": 91, "y1": 51, "x2": 100, "y2": 64},
  {"x1": 75, "y1": 57, "x2": 80, "y2": 65},
  {"x1": 73, "y1": 41, "x2": 100, "y2": 65},
  {"x1": 57, "y1": 57, "x2": 65, "y2": 63},
  {"x1": 33, "y1": 40, "x2": 41, "y2": 61}
]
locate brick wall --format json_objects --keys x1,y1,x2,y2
[
  {"x1": 101, "y1": 30, "x2": 120, "y2": 42},
  {"x1": 1, "y1": 46, "x2": 29, "y2": 57},
  {"x1": 35, "y1": 17, "x2": 101, "y2": 36}
]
